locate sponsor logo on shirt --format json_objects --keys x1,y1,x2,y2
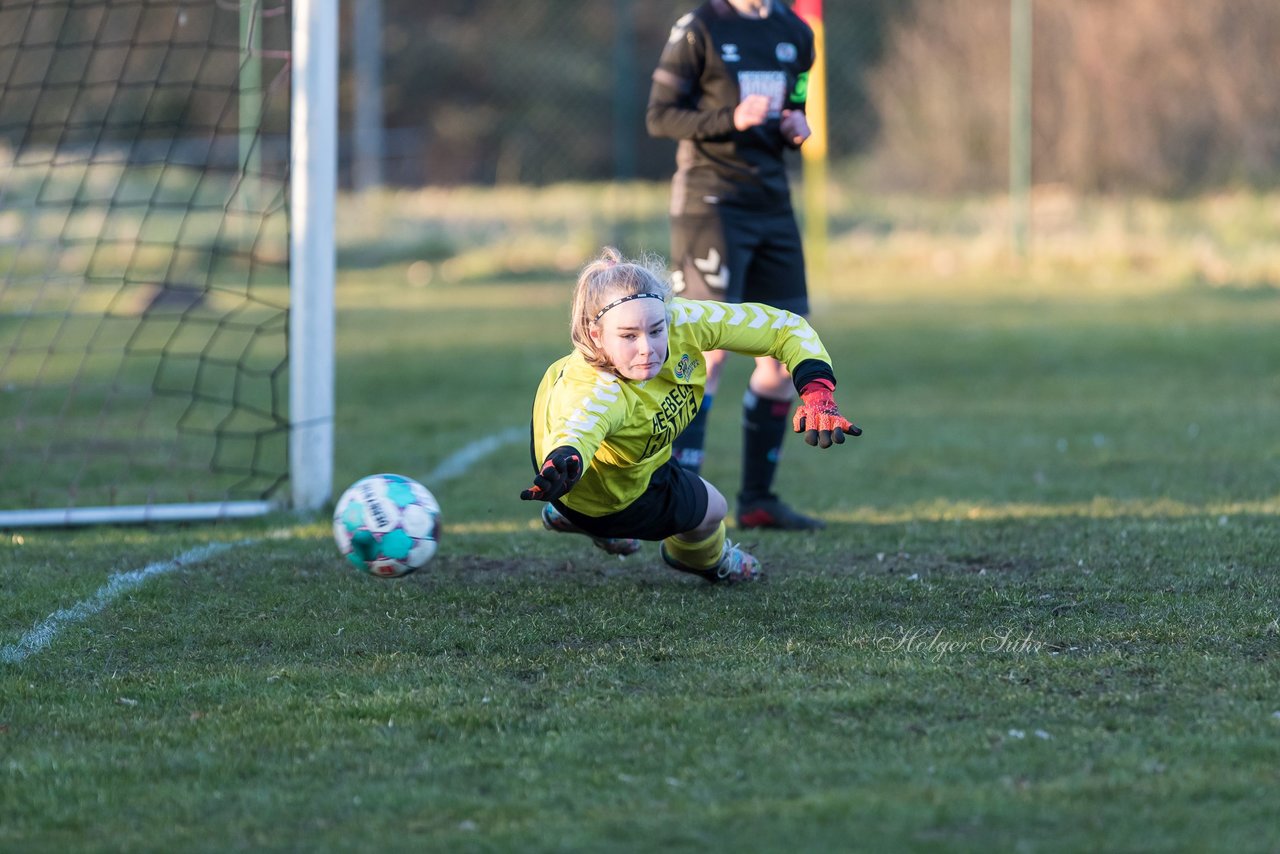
[
  {"x1": 641, "y1": 385, "x2": 699, "y2": 460},
  {"x1": 738, "y1": 70, "x2": 788, "y2": 117},
  {"x1": 776, "y1": 42, "x2": 797, "y2": 63},
  {"x1": 674, "y1": 353, "x2": 701, "y2": 381}
]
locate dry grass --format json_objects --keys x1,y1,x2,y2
[{"x1": 337, "y1": 182, "x2": 1280, "y2": 302}]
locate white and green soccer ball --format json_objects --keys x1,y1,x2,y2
[{"x1": 333, "y1": 474, "x2": 442, "y2": 578}]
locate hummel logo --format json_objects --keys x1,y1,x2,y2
[{"x1": 694, "y1": 248, "x2": 728, "y2": 290}]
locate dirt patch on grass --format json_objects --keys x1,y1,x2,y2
[{"x1": 428, "y1": 550, "x2": 699, "y2": 585}]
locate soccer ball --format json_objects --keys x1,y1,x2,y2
[{"x1": 333, "y1": 474, "x2": 442, "y2": 578}]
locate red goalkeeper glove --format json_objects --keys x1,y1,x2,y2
[
  {"x1": 520, "y1": 446, "x2": 583, "y2": 502},
  {"x1": 793, "y1": 380, "x2": 861, "y2": 449}
]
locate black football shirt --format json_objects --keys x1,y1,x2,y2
[{"x1": 647, "y1": 0, "x2": 815, "y2": 215}]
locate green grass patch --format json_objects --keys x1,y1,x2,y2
[{"x1": 3, "y1": 190, "x2": 1280, "y2": 851}]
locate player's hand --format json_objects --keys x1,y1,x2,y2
[
  {"x1": 520, "y1": 446, "x2": 583, "y2": 501},
  {"x1": 780, "y1": 109, "x2": 811, "y2": 146},
  {"x1": 734, "y1": 94, "x2": 770, "y2": 131},
  {"x1": 793, "y1": 380, "x2": 861, "y2": 449}
]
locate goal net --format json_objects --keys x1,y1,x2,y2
[{"x1": 0, "y1": 0, "x2": 332, "y2": 526}]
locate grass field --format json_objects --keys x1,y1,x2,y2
[{"x1": 3, "y1": 188, "x2": 1279, "y2": 852}]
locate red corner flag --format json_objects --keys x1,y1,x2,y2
[
  {"x1": 793, "y1": 0, "x2": 822, "y2": 22},
  {"x1": 791, "y1": 0, "x2": 829, "y2": 293},
  {"x1": 791, "y1": 0, "x2": 826, "y2": 159}
]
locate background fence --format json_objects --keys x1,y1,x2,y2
[
  {"x1": 338, "y1": 0, "x2": 1280, "y2": 194},
  {"x1": 5, "y1": 1, "x2": 1275, "y2": 194},
  {"x1": 348, "y1": 0, "x2": 895, "y2": 187}
]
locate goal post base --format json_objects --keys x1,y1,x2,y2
[{"x1": 0, "y1": 502, "x2": 280, "y2": 529}]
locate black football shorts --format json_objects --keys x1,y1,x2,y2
[
  {"x1": 670, "y1": 204, "x2": 809, "y2": 314},
  {"x1": 552, "y1": 458, "x2": 709, "y2": 542}
]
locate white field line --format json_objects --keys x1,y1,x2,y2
[
  {"x1": 426, "y1": 425, "x2": 526, "y2": 484},
  {"x1": 2, "y1": 427, "x2": 526, "y2": 664},
  {"x1": 1, "y1": 541, "x2": 247, "y2": 664}
]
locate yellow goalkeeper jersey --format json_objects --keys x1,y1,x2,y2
[{"x1": 531, "y1": 297, "x2": 834, "y2": 517}]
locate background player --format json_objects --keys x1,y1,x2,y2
[
  {"x1": 646, "y1": 0, "x2": 822, "y2": 530},
  {"x1": 520, "y1": 247, "x2": 859, "y2": 584}
]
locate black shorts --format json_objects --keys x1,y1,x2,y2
[
  {"x1": 670, "y1": 204, "x2": 809, "y2": 314},
  {"x1": 553, "y1": 459, "x2": 709, "y2": 542}
]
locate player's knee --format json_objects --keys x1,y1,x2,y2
[
  {"x1": 701, "y1": 350, "x2": 728, "y2": 391},
  {"x1": 692, "y1": 480, "x2": 728, "y2": 538},
  {"x1": 750, "y1": 358, "x2": 795, "y2": 399}
]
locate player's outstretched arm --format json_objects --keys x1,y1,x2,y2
[
  {"x1": 520, "y1": 446, "x2": 583, "y2": 502},
  {"x1": 793, "y1": 380, "x2": 862, "y2": 449}
]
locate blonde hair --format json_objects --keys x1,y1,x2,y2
[{"x1": 570, "y1": 247, "x2": 674, "y2": 369}]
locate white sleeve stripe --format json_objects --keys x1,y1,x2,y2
[{"x1": 566, "y1": 413, "x2": 599, "y2": 431}]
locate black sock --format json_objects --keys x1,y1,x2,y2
[
  {"x1": 740, "y1": 389, "x2": 790, "y2": 503},
  {"x1": 672, "y1": 393, "x2": 714, "y2": 474}
]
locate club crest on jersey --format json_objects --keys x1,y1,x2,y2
[
  {"x1": 776, "y1": 42, "x2": 797, "y2": 63},
  {"x1": 674, "y1": 353, "x2": 700, "y2": 381},
  {"x1": 722, "y1": 43, "x2": 740, "y2": 62}
]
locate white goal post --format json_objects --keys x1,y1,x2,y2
[
  {"x1": 289, "y1": 0, "x2": 336, "y2": 516},
  {"x1": 0, "y1": 0, "x2": 336, "y2": 526}
]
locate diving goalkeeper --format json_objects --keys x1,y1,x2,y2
[{"x1": 520, "y1": 247, "x2": 860, "y2": 584}]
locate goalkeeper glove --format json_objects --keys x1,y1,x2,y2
[
  {"x1": 793, "y1": 380, "x2": 862, "y2": 449},
  {"x1": 520, "y1": 446, "x2": 583, "y2": 502}
]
